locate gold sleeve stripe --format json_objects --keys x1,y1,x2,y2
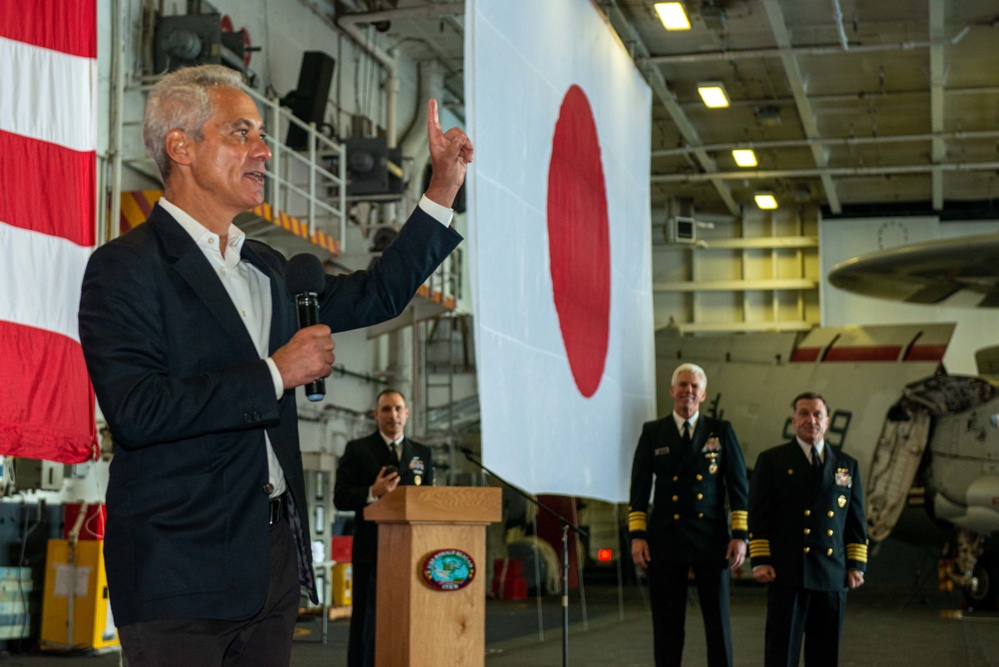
[
  {"x1": 748, "y1": 539, "x2": 771, "y2": 558},
  {"x1": 628, "y1": 511, "x2": 647, "y2": 532},
  {"x1": 731, "y1": 510, "x2": 748, "y2": 532},
  {"x1": 846, "y1": 543, "x2": 868, "y2": 562}
]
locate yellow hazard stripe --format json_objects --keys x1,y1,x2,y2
[
  {"x1": 731, "y1": 510, "x2": 748, "y2": 532},
  {"x1": 628, "y1": 511, "x2": 647, "y2": 533}
]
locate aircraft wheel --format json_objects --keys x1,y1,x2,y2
[{"x1": 963, "y1": 552, "x2": 999, "y2": 611}]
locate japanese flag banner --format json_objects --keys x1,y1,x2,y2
[{"x1": 465, "y1": 0, "x2": 655, "y2": 502}]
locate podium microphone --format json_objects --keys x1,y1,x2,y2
[{"x1": 285, "y1": 253, "x2": 326, "y2": 402}]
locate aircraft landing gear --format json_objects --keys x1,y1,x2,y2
[
  {"x1": 964, "y1": 550, "x2": 998, "y2": 611},
  {"x1": 945, "y1": 529, "x2": 997, "y2": 611}
]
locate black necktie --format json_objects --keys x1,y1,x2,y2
[
  {"x1": 811, "y1": 446, "x2": 821, "y2": 470},
  {"x1": 682, "y1": 421, "x2": 692, "y2": 445}
]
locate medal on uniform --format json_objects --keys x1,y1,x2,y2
[
  {"x1": 409, "y1": 457, "x2": 425, "y2": 486},
  {"x1": 706, "y1": 451, "x2": 719, "y2": 474},
  {"x1": 837, "y1": 495, "x2": 847, "y2": 507}
]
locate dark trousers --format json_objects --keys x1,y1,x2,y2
[
  {"x1": 764, "y1": 586, "x2": 847, "y2": 667},
  {"x1": 648, "y1": 559, "x2": 733, "y2": 667},
  {"x1": 347, "y1": 561, "x2": 377, "y2": 667},
  {"x1": 117, "y1": 516, "x2": 300, "y2": 667}
]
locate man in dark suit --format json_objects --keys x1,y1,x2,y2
[
  {"x1": 333, "y1": 389, "x2": 433, "y2": 667},
  {"x1": 749, "y1": 392, "x2": 868, "y2": 667},
  {"x1": 628, "y1": 363, "x2": 749, "y2": 667},
  {"x1": 78, "y1": 64, "x2": 471, "y2": 666}
]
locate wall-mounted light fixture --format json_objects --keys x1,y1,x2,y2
[
  {"x1": 754, "y1": 192, "x2": 778, "y2": 210},
  {"x1": 732, "y1": 149, "x2": 757, "y2": 167},
  {"x1": 654, "y1": 2, "x2": 691, "y2": 31},
  {"x1": 697, "y1": 83, "x2": 729, "y2": 108}
]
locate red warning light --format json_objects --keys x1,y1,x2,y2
[{"x1": 597, "y1": 549, "x2": 613, "y2": 562}]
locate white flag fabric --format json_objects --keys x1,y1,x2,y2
[
  {"x1": 0, "y1": 1, "x2": 98, "y2": 463},
  {"x1": 466, "y1": 0, "x2": 655, "y2": 502}
]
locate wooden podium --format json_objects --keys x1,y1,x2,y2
[{"x1": 364, "y1": 486, "x2": 501, "y2": 666}]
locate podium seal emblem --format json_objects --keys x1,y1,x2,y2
[{"x1": 422, "y1": 549, "x2": 476, "y2": 591}]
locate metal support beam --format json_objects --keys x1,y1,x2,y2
[
  {"x1": 604, "y1": 0, "x2": 739, "y2": 215},
  {"x1": 652, "y1": 130, "x2": 999, "y2": 158},
  {"x1": 761, "y1": 0, "x2": 841, "y2": 213},
  {"x1": 930, "y1": 2, "x2": 947, "y2": 210},
  {"x1": 651, "y1": 160, "x2": 999, "y2": 183}
]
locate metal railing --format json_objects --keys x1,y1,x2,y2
[{"x1": 242, "y1": 85, "x2": 347, "y2": 251}]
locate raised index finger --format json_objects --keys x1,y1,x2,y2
[{"x1": 427, "y1": 98, "x2": 442, "y2": 141}]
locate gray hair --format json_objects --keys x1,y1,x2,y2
[
  {"x1": 143, "y1": 65, "x2": 246, "y2": 181},
  {"x1": 672, "y1": 363, "x2": 707, "y2": 390}
]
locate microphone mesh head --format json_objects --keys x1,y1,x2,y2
[{"x1": 285, "y1": 253, "x2": 326, "y2": 296}]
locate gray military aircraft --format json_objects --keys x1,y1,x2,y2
[{"x1": 827, "y1": 233, "x2": 999, "y2": 609}]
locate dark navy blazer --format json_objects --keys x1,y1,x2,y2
[
  {"x1": 79, "y1": 203, "x2": 460, "y2": 625},
  {"x1": 748, "y1": 441, "x2": 868, "y2": 591},
  {"x1": 628, "y1": 415, "x2": 749, "y2": 565}
]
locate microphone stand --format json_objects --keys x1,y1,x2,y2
[{"x1": 458, "y1": 448, "x2": 587, "y2": 667}]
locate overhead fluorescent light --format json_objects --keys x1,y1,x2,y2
[
  {"x1": 697, "y1": 83, "x2": 729, "y2": 108},
  {"x1": 655, "y1": 2, "x2": 691, "y2": 31},
  {"x1": 732, "y1": 149, "x2": 758, "y2": 167},
  {"x1": 754, "y1": 192, "x2": 778, "y2": 210}
]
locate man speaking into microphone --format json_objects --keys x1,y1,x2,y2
[{"x1": 78, "y1": 64, "x2": 470, "y2": 666}]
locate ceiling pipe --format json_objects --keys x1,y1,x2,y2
[
  {"x1": 335, "y1": 2, "x2": 464, "y2": 26},
  {"x1": 652, "y1": 130, "x2": 999, "y2": 158},
  {"x1": 831, "y1": 0, "x2": 850, "y2": 51},
  {"x1": 294, "y1": 0, "x2": 397, "y2": 72},
  {"x1": 637, "y1": 20, "x2": 978, "y2": 66},
  {"x1": 674, "y1": 85, "x2": 999, "y2": 111},
  {"x1": 651, "y1": 161, "x2": 999, "y2": 183},
  {"x1": 335, "y1": 20, "x2": 395, "y2": 69}
]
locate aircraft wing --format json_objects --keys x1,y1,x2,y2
[{"x1": 828, "y1": 233, "x2": 999, "y2": 307}]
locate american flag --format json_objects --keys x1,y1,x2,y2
[{"x1": 0, "y1": 1, "x2": 98, "y2": 463}]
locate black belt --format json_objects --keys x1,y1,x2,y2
[{"x1": 269, "y1": 493, "x2": 286, "y2": 525}]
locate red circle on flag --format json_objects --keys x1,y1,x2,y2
[{"x1": 546, "y1": 85, "x2": 610, "y2": 398}]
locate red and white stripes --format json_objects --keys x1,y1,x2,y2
[{"x1": 0, "y1": 0, "x2": 98, "y2": 462}]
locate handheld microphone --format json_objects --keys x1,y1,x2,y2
[{"x1": 285, "y1": 254, "x2": 327, "y2": 402}]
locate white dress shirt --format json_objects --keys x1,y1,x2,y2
[
  {"x1": 673, "y1": 411, "x2": 700, "y2": 437},
  {"x1": 161, "y1": 195, "x2": 453, "y2": 499},
  {"x1": 161, "y1": 197, "x2": 288, "y2": 498},
  {"x1": 796, "y1": 437, "x2": 825, "y2": 464}
]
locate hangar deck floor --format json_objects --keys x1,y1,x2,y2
[{"x1": 3, "y1": 583, "x2": 996, "y2": 666}]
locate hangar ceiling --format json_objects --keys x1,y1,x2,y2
[{"x1": 336, "y1": 0, "x2": 999, "y2": 219}]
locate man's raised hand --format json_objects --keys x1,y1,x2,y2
[{"x1": 425, "y1": 98, "x2": 473, "y2": 208}]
